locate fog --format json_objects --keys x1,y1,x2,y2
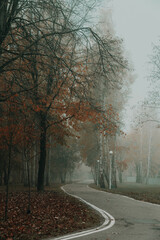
[{"x1": 72, "y1": 163, "x2": 94, "y2": 184}]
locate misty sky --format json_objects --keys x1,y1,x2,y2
[{"x1": 102, "y1": 0, "x2": 160, "y2": 130}]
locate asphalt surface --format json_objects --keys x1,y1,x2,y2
[{"x1": 63, "y1": 183, "x2": 160, "y2": 240}]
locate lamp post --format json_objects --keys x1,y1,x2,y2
[{"x1": 109, "y1": 150, "x2": 113, "y2": 190}]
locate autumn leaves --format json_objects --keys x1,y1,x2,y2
[{"x1": 0, "y1": 1, "x2": 127, "y2": 193}]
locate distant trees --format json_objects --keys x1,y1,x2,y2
[
  {"x1": 116, "y1": 145, "x2": 129, "y2": 183},
  {"x1": 49, "y1": 141, "x2": 80, "y2": 184},
  {"x1": 131, "y1": 39, "x2": 160, "y2": 184},
  {"x1": 120, "y1": 102, "x2": 160, "y2": 185},
  {"x1": 147, "y1": 43, "x2": 160, "y2": 106},
  {"x1": 73, "y1": 16, "x2": 133, "y2": 189}
]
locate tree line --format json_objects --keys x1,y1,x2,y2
[{"x1": 0, "y1": 0, "x2": 132, "y2": 219}]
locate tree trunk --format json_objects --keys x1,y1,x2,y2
[
  {"x1": 45, "y1": 136, "x2": 51, "y2": 186},
  {"x1": 139, "y1": 126, "x2": 143, "y2": 183},
  {"x1": 91, "y1": 166, "x2": 97, "y2": 184},
  {"x1": 146, "y1": 124, "x2": 152, "y2": 184},
  {"x1": 45, "y1": 154, "x2": 49, "y2": 186},
  {"x1": 0, "y1": 173, "x2": 2, "y2": 185},
  {"x1": 104, "y1": 136, "x2": 109, "y2": 187},
  {"x1": 26, "y1": 152, "x2": 31, "y2": 214},
  {"x1": 3, "y1": 163, "x2": 7, "y2": 185},
  {"x1": 118, "y1": 170, "x2": 123, "y2": 183},
  {"x1": 5, "y1": 134, "x2": 12, "y2": 220},
  {"x1": 37, "y1": 113, "x2": 47, "y2": 191},
  {"x1": 136, "y1": 163, "x2": 141, "y2": 183},
  {"x1": 99, "y1": 172, "x2": 105, "y2": 188},
  {"x1": 112, "y1": 154, "x2": 117, "y2": 188},
  {"x1": 23, "y1": 151, "x2": 28, "y2": 186}
]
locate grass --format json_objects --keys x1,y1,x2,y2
[{"x1": 90, "y1": 182, "x2": 160, "y2": 205}]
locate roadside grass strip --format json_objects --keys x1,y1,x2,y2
[
  {"x1": 88, "y1": 184, "x2": 160, "y2": 207},
  {"x1": 121, "y1": 195, "x2": 160, "y2": 207},
  {"x1": 49, "y1": 186, "x2": 115, "y2": 240}
]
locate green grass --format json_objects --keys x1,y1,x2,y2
[{"x1": 90, "y1": 182, "x2": 160, "y2": 204}]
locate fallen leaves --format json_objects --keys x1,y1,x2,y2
[{"x1": 0, "y1": 190, "x2": 101, "y2": 240}]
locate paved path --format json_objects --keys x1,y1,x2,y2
[{"x1": 61, "y1": 183, "x2": 160, "y2": 240}]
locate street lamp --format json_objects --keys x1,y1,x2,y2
[{"x1": 109, "y1": 151, "x2": 113, "y2": 190}]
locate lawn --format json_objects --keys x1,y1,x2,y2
[
  {"x1": 0, "y1": 184, "x2": 102, "y2": 240},
  {"x1": 90, "y1": 182, "x2": 160, "y2": 205}
]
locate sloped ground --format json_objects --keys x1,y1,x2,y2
[
  {"x1": 0, "y1": 185, "x2": 102, "y2": 240},
  {"x1": 90, "y1": 182, "x2": 160, "y2": 205}
]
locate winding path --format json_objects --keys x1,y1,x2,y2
[{"x1": 52, "y1": 182, "x2": 160, "y2": 240}]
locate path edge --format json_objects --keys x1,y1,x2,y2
[{"x1": 47, "y1": 184, "x2": 115, "y2": 240}]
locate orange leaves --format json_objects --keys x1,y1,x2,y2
[
  {"x1": 0, "y1": 94, "x2": 37, "y2": 151},
  {"x1": 0, "y1": 23, "x2": 122, "y2": 150},
  {"x1": 0, "y1": 120, "x2": 35, "y2": 150},
  {"x1": 33, "y1": 104, "x2": 42, "y2": 113},
  {"x1": 116, "y1": 159, "x2": 128, "y2": 171},
  {"x1": 50, "y1": 100, "x2": 120, "y2": 137}
]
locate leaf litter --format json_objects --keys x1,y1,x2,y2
[{"x1": 0, "y1": 190, "x2": 102, "y2": 240}]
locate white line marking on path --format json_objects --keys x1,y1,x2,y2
[{"x1": 49, "y1": 185, "x2": 115, "y2": 240}]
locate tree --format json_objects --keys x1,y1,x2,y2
[
  {"x1": 13, "y1": 0, "x2": 128, "y2": 191},
  {"x1": 147, "y1": 43, "x2": 160, "y2": 106},
  {"x1": 0, "y1": 0, "x2": 21, "y2": 49},
  {"x1": 0, "y1": 94, "x2": 34, "y2": 219},
  {"x1": 0, "y1": 0, "x2": 129, "y2": 193}
]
